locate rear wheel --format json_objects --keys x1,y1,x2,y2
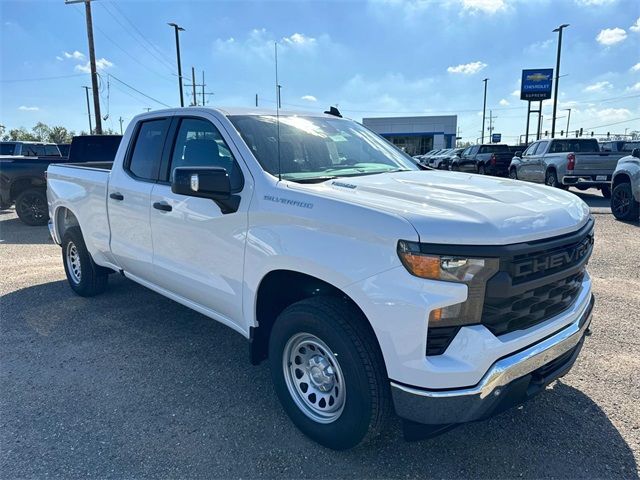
[
  {"x1": 545, "y1": 170, "x2": 567, "y2": 190},
  {"x1": 15, "y1": 188, "x2": 48, "y2": 226},
  {"x1": 268, "y1": 296, "x2": 390, "y2": 450},
  {"x1": 611, "y1": 183, "x2": 639, "y2": 221},
  {"x1": 478, "y1": 164, "x2": 486, "y2": 175},
  {"x1": 450, "y1": 162, "x2": 459, "y2": 171},
  {"x1": 61, "y1": 227, "x2": 109, "y2": 296},
  {"x1": 600, "y1": 185, "x2": 611, "y2": 199}
]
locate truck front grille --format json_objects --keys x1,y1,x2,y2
[
  {"x1": 481, "y1": 271, "x2": 585, "y2": 336},
  {"x1": 425, "y1": 220, "x2": 593, "y2": 356}
]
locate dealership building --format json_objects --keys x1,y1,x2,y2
[{"x1": 362, "y1": 115, "x2": 458, "y2": 156}]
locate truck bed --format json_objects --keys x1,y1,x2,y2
[
  {"x1": 573, "y1": 152, "x2": 622, "y2": 175},
  {"x1": 47, "y1": 163, "x2": 113, "y2": 267}
]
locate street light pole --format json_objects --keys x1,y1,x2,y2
[
  {"x1": 481, "y1": 78, "x2": 488, "y2": 144},
  {"x1": 551, "y1": 23, "x2": 569, "y2": 139},
  {"x1": 168, "y1": 22, "x2": 185, "y2": 107},
  {"x1": 565, "y1": 108, "x2": 571, "y2": 137}
]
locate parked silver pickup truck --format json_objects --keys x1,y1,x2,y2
[{"x1": 509, "y1": 138, "x2": 626, "y2": 197}]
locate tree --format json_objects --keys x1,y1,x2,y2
[
  {"x1": 4, "y1": 127, "x2": 38, "y2": 141},
  {"x1": 31, "y1": 122, "x2": 51, "y2": 142},
  {"x1": 48, "y1": 126, "x2": 75, "y2": 144}
]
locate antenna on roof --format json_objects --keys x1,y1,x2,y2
[
  {"x1": 275, "y1": 42, "x2": 282, "y2": 182},
  {"x1": 324, "y1": 106, "x2": 342, "y2": 118}
]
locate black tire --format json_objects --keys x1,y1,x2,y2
[
  {"x1": 509, "y1": 168, "x2": 518, "y2": 180},
  {"x1": 575, "y1": 185, "x2": 589, "y2": 191},
  {"x1": 600, "y1": 185, "x2": 611, "y2": 199},
  {"x1": 450, "y1": 163, "x2": 459, "y2": 171},
  {"x1": 611, "y1": 182, "x2": 639, "y2": 221},
  {"x1": 61, "y1": 226, "x2": 108, "y2": 297},
  {"x1": 478, "y1": 164, "x2": 486, "y2": 175},
  {"x1": 15, "y1": 188, "x2": 49, "y2": 226},
  {"x1": 268, "y1": 296, "x2": 390, "y2": 450},
  {"x1": 545, "y1": 170, "x2": 568, "y2": 190}
]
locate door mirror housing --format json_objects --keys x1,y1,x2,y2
[
  {"x1": 515, "y1": 151, "x2": 522, "y2": 158},
  {"x1": 632, "y1": 148, "x2": 640, "y2": 159},
  {"x1": 171, "y1": 167, "x2": 239, "y2": 214}
]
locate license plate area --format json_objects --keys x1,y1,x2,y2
[{"x1": 596, "y1": 175, "x2": 607, "y2": 181}]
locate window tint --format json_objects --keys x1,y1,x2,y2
[
  {"x1": 479, "y1": 145, "x2": 509, "y2": 154},
  {"x1": 0, "y1": 144, "x2": 16, "y2": 155},
  {"x1": 169, "y1": 118, "x2": 243, "y2": 191},
  {"x1": 536, "y1": 141, "x2": 549, "y2": 154},
  {"x1": 128, "y1": 119, "x2": 169, "y2": 180},
  {"x1": 44, "y1": 145, "x2": 60, "y2": 156},
  {"x1": 549, "y1": 139, "x2": 599, "y2": 154}
]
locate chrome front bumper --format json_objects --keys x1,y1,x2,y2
[{"x1": 391, "y1": 294, "x2": 594, "y2": 425}]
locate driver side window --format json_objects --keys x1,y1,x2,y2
[{"x1": 169, "y1": 117, "x2": 244, "y2": 192}]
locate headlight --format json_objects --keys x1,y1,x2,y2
[{"x1": 397, "y1": 240, "x2": 499, "y2": 327}]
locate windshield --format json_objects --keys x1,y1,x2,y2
[
  {"x1": 0, "y1": 144, "x2": 16, "y2": 155},
  {"x1": 229, "y1": 115, "x2": 417, "y2": 182}
]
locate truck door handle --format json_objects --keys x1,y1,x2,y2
[
  {"x1": 109, "y1": 192, "x2": 124, "y2": 201},
  {"x1": 153, "y1": 201, "x2": 172, "y2": 212}
]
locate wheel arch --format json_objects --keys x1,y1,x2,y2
[
  {"x1": 612, "y1": 172, "x2": 631, "y2": 188},
  {"x1": 250, "y1": 269, "x2": 382, "y2": 366},
  {"x1": 54, "y1": 206, "x2": 80, "y2": 244}
]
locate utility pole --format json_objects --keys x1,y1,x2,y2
[
  {"x1": 118, "y1": 116, "x2": 124, "y2": 135},
  {"x1": 191, "y1": 66, "x2": 197, "y2": 106},
  {"x1": 551, "y1": 24, "x2": 569, "y2": 139},
  {"x1": 201, "y1": 70, "x2": 205, "y2": 106},
  {"x1": 82, "y1": 86, "x2": 93, "y2": 134},
  {"x1": 565, "y1": 108, "x2": 571, "y2": 137},
  {"x1": 481, "y1": 78, "x2": 488, "y2": 143},
  {"x1": 277, "y1": 84, "x2": 282, "y2": 109},
  {"x1": 255, "y1": 93, "x2": 258, "y2": 107},
  {"x1": 66, "y1": 1, "x2": 102, "y2": 133},
  {"x1": 168, "y1": 22, "x2": 185, "y2": 107}
]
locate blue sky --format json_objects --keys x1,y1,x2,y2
[{"x1": 1, "y1": 0, "x2": 639, "y2": 143}]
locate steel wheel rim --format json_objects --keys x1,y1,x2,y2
[
  {"x1": 546, "y1": 172, "x2": 557, "y2": 186},
  {"x1": 282, "y1": 333, "x2": 346, "y2": 424},
  {"x1": 612, "y1": 188, "x2": 630, "y2": 216},
  {"x1": 18, "y1": 193, "x2": 46, "y2": 222},
  {"x1": 66, "y1": 241, "x2": 82, "y2": 284}
]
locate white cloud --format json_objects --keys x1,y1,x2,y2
[
  {"x1": 632, "y1": 62, "x2": 640, "y2": 72},
  {"x1": 586, "y1": 107, "x2": 632, "y2": 123},
  {"x1": 511, "y1": 89, "x2": 520, "y2": 97},
  {"x1": 301, "y1": 95, "x2": 317, "y2": 102},
  {"x1": 447, "y1": 61, "x2": 487, "y2": 74},
  {"x1": 630, "y1": 17, "x2": 640, "y2": 33},
  {"x1": 499, "y1": 98, "x2": 510, "y2": 106},
  {"x1": 626, "y1": 82, "x2": 640, "y2": 92},
  {"x1": 282, "y1": 33, "x2": 316, "y2": 47},
  {"x1": 75, "y1": 58, "x2": 113, "y2": 73},
  {"x1": 461, "y1": 0, "x2": 508, "y2": 14},
  {"x1": 55, "y1": 56, "x2": 63, "y2": 61},
  {"x1": 18, "y1": 106, "x2": 39, "y2": 111},
  {"x1": 583, "y1": 80, "x2": 613, "y2": 92},
  {"x1": 596, "y1": 27, "x2": 627, "y2": 46},
  {"x1": 63, "y1": 50, "x2": 85, "y2": 60},
  {"x1": 574, "y1": 0, "x2": 616, "y2": 5}
]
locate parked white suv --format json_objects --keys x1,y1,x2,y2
[{"x1": 47, "y1": 108, "x2": 595, "y2": 449}]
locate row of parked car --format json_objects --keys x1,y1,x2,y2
[
  {"x1": 413, "y1": 138, "x2": 640, "y2": 221},
  {"x1": 0, "y1": 137, "x2": 122, "y2": 225}
]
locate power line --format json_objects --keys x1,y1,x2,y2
[
  {"x1": 581, "y1": 117, "x2": 640, "y2": 130},
  {"x1": 0, "y1": 73, "x2": 86, "y2": 83},
  {"x1": 107, "y1": 73, "x2": 171, "y2": 107},
  {"x1": 98, "y1": 1, "x2": 176, "y2": 73}
]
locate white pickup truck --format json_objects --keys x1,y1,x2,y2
[{"x1": 47, "y1": 108, "x2": 595, "y2": 450}]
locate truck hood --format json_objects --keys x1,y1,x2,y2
[{"x1": 295, "y1": 171, "x2": 590, "y2": 245}]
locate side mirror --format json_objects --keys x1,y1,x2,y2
[
  {"x1": 172, "y1": 167, "x2": 239, "y2": 214},
  {"x1": 515, "y1": 151, "x2": 522, "y2": 158},
  {"x1": 632, "y1": 148, "x2": 640, "y2": 159}
]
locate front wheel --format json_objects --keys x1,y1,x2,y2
[
  {"x1": 269, "y1": 296, "x2": 390, "y2": 450},
  {"x1": 611, "y1": 183, "x2": 639, "y2": 221},
  {"x1": 509, "y1": 168, "x2": 518, "y2": 180},
  {"x1": 15, "y1": 188, "x2": 49, "y2": 226},
  {"x1": 61, "y1": 227, "x2": 109, "y2": 297}
]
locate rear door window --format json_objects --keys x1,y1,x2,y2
[{"x1": 126, "y1": 119, "x2": 170, "y2": 181}]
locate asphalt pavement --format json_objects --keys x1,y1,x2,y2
[{"x1": 1, "y1": 189, "x2": 639, "y2": 479}]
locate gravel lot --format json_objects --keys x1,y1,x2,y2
[{"x1": 1, "y1": 191, "x2": 639, "y2": 479}]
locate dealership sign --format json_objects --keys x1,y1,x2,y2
[{"x1": 520, "y1": 69, "x2": 553, "y2": 101}]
